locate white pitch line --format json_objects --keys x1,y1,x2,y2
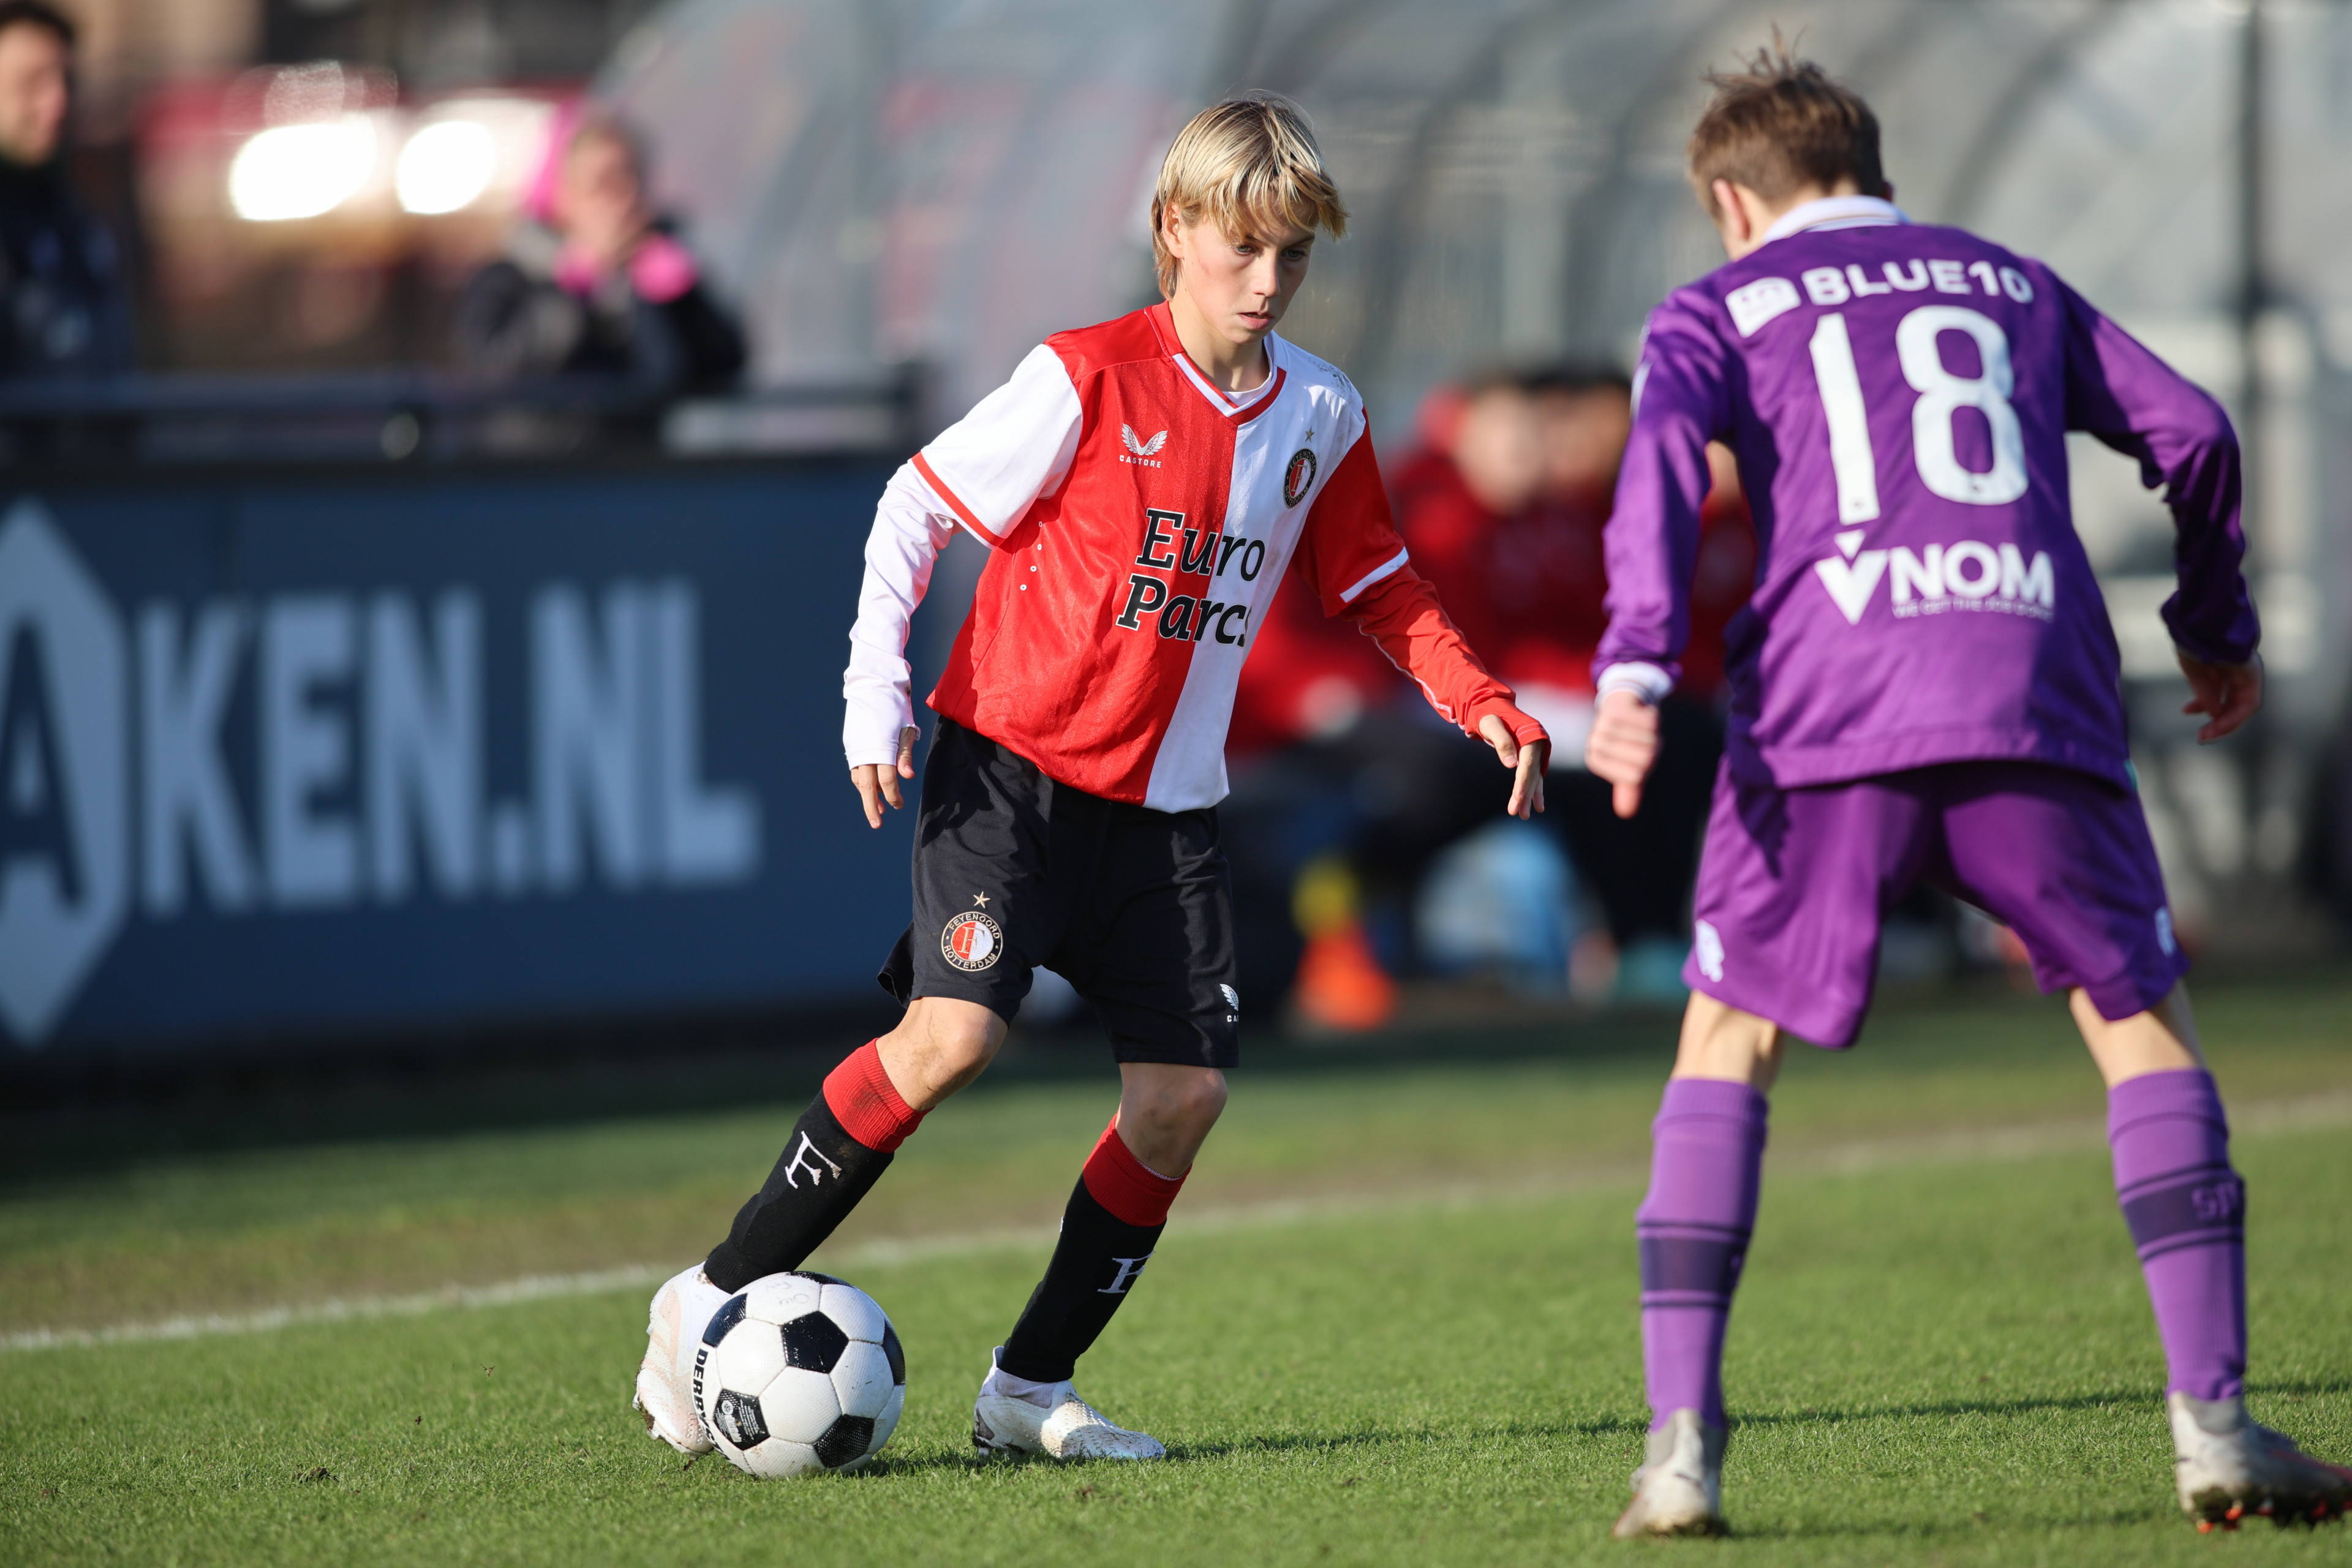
[
  {"x1": 0, "y1": 1267, "x2": 673, "y2": 1354},
  {"x1": 7, "y1": 1090, "x2": 2346, "y2": 1355}
]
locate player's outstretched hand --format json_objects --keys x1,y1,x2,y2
[
  {"x1": 1477, "y1": 712, "x2": 1549, "y2": 820},
  {"x1": 1586, "y1": 688, "x2": 1660, "y2": 820},
  {"x1": 2178, "y1": 650, "x2": 2262, "y2": 744},
  {"x1": 851, "y1": 725, "x2": 921, "y2": 829}
]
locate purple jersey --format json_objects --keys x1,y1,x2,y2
[{"x1": 1597, "y1": 200, "x2": 2258, "y2": 790}]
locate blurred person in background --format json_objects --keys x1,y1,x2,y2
[
  {"x1": 458, "y1": 105, "x2": 744, "y2": 395},
  {"x1": 0, "y1": 0, "x2": 132, "y2": 379},
  {"x1": 1224, "y1": 378, "x2": 1548, "y2": 1028},
  {"x1": 1231, "y1": 366, "x2": 1758, "y2": 1023},
  {"x1": 1398, "y1": 369, "x2": 1756, "y2": 1004},
  {"x1": 1220, "y1": 508, "x2": 1414, "y2": 1027},
  {"x1": 1524, "y1": 374, "x2": 1755, "y2": 1002}
]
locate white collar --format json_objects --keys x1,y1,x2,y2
[
  {"x1": 1166, "y1": 325, "x2": 1287, "y2": 416},
  {"x1": 1761, "y1": 195, "x2": 1909, "y2": 244}
]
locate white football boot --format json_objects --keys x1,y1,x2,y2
[
  {"x1": 632, "y1": 1264, "x2": 729, "y2": 1455},
  {"x1": 970, "y1": 1347, "x2": 1168, "y2": 1461},
  {"x1": 1612, "y1": 1409, "x2": 1728, "y2": 1539},
  {"x1": 2170, "y1": 1392, "x2": 2352, "y2": 1529}
]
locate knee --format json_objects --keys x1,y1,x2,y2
[
  {"x1": 1673, "y1": 995, "x2": 1781, "y2": 1090},
  {"x1": 1142, "y1": 1068, "x2": 1228, "y2": 1137},
  {"x1": 888, "y1": 999, "x2": 1005, "y2": 1105},
  {"x1": 1174, "y1": 1069, "x2": 1229, "y2": 1134}
]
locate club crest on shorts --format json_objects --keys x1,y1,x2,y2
[
  {"x1": 1283, "y1": 447, "x2": 1317, "y2": 507},
  {"x1": 941, "y1": 909, "x2": 1003, "y2": 971}
]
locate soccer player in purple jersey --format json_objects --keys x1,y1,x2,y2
[{"x1": 1585, "y1": 47, "x2": 2352, "y2": 1537}]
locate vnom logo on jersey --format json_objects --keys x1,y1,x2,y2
[
  {"x1": 1120, "y1": 424, "x2": 1168, "y2": 469},
  {"x1": 1282, "y1": 447, "x2": 1317, "y2": 508},
  {"x1": 1812, "y1": 527, "x2": 2054, "y2": 627},
  {"x1": 1116, "y1": 507, "x2": 1267, "y2": 646},
  {"x1": 0, "y1": 498, "x2": 763, "y2": 1048}
]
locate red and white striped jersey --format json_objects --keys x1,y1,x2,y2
[{"x1": 844, "y1": 303, "x2": 1532, "y2": 811}]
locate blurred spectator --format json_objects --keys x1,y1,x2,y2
[
  {"x1": 0, "y1": 0, "x2": 132, "y2": 378},
  {"x1": 1532, "y1": 394, "x2": 1754, "y2": 1002},
  {"x1": 1226, "y1": 367, "x2": 1758, "y2": 1023},
  {"x1": 1229, "y1": 376, "x2": 1581, "y2": 1027},
  {"x1": 1398, "y1": 371, "x2": 1612, "y2": 710},
  {"x1": 1394, "y1": 369, "x2": 1702, "y2": 995},
  {"x1": 458, "y1": 105, "x2": 744, "y2": 394}
]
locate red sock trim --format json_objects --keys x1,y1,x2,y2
[
  {"x1": 1080, "y1": 1117, "x2": 1186, "y2": 1227},
  {"x1": 823, "y1": 1042, "x2": 926, "y2": 1152}
]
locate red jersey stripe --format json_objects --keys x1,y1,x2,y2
[{"x1": 910, "y1": 451, "x2": 1011, "y2": 547}]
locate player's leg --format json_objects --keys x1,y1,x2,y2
[
  {"x1": 633, "y1": 997, "x2": 994, "y2": 1453},
  {"x1": 2078, "y1": 986, "x2": 2348, "y2": 1525},
  {"x1": 703, "y1": 997, "x2": 1000, "y2": 1291},
  {"x1": 638, "y1": 718, "x2": 1058, "y2": 1453},
  {"x1": 973, "y1": 799, "x2": 1240, "y2": 1462},
  {"x1": 1616, "y1": 769, "x2": 1927, "y2": 1539},
  {"x1": 1616, "y1": 998, "x2": 1773, "y2": 1538},
  {"x1": 1940, "y1": 764, "x2": 2351, "y2": 1527},
  {"x1": 995, "y1": 1062, "x2": 1226, "y2": 1385},
  {"x1": 975, "y1": 1063, "x2": 1226, "y2": 1460}
]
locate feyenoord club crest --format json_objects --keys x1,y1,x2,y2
[
  {"x1": 941, "y1": 910, "x2": 1003, "y2": 971},
  {"x1": 1283, "y1": 447, "x2": 1317, "y2": 507}
]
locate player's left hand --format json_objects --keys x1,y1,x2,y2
[
  {"x1": 2178, "y1": 650, "x2": 2262, "y2": 744},
  {"x1": 1478, "y1": 712, "x2": 1548, "y2": 820}
]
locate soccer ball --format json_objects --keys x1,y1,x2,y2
[{"x1": 693, "y1": 1271, "x2": 906, "y2": 1477}]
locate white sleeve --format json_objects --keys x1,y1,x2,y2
[
  {"x1": 842, "y1": 461, "x2": 961, "y2": 768},
  {"x1": 910, "y1": 343, "x2": 1082, "y2": 543}
]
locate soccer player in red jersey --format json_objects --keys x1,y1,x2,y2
[{"x1": 633, "y1": 92, "x2": 1550, "y2": 1463}]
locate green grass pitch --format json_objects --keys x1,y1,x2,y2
[{"x1": 3, "y1": 979, "x2": 2349, "y2": 1565}]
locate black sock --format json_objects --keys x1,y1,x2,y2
[
  {"x1": 704, "y1": 1094, "x2": 893, "y2": 1292},
  {"x1": 997, "y1": 1179, "x2": 1166, "y2": 1384}
]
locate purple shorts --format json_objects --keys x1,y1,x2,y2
[{"x1": 1685, "y1": 761, "x2": 2186, "y2": 1047}]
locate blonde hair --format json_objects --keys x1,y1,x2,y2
[{"x1": 1150, "y1": 92, "x2": 1348, "y2": 299}]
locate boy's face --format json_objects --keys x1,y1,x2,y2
[
  {"x1": 1164, "y1": 212, "x2": 1314, "y2": 350},
  {"x1": 1534, "y1": 387, "x2": 1632, "y2": 499},
  {"x1": 557, "y1": 131, "x2": 648, "y2": 265},
  {"x1": 0, "y1": 23, "x2": 69, "y2": 168},
  {"x1": 1452, "y1": 387, "x2": 1542, "y2": 516}
]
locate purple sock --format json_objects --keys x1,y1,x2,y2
[
  {"x1": 2108, "y1": 1069, "x2": 2245, "y2": 1403},
  {"x1": 1637, "y1": 1077, "x2": 1768, "y2": 1431}
]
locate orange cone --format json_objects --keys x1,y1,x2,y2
[{"x1": 1294, "y1": 921, "x2": 1396, "y2": 1032}]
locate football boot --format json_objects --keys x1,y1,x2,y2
[
  {"x1": 2171, "y1": 1392, "x2": 2352, "y2": 1529},
  {"x1": 971, "y1": 1346, "x2": 1167, "y2": 1461},
  {"x1": 632, "y1": 1264, "x2": 728, "y2": 1455},
  {"x1": 1612, "y1": 1408, "x2": 1728, "y2": 1539}
]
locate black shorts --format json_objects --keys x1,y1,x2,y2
[{"x1": 878, "y1": 718, "x2": 1242, "y2": 1069}]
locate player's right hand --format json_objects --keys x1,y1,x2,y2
[
  {"x1": 2179, "y1": 650, "x2": 2261, "y2": 744},
  {"x1": 1585, "y1": 688, "x2": 1660, "y2": 820},
  {"x1": 851, "y1": 726, "x2": 921, "y2": 829}
]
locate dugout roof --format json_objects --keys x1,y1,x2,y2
[{"x1": 608, "y1": 0, "x2": 2348, "y2": 700}]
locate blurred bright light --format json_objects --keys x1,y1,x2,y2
[
  {"x1": 396, "y1": 119, "x2": 496, "y2": 215},
  {"x1": 228, "y1": 118, "x2": 379, "y2": 221}
]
